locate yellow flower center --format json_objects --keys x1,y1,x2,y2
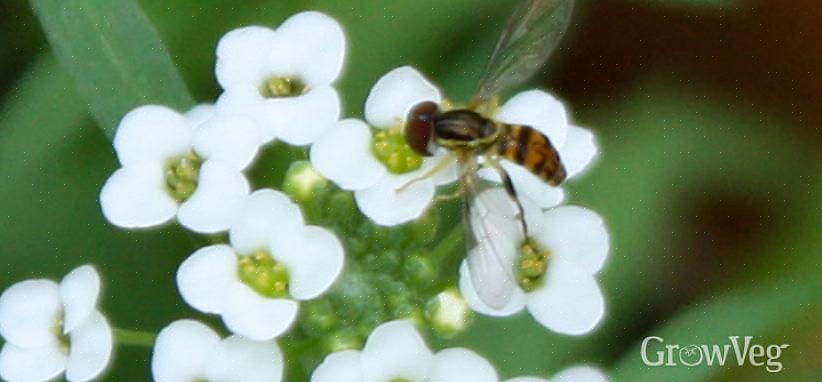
[
  {"x1": 518, "y1": 238, "x2": 552, "y2": 292},
  {"x1": 261, "y1": 76, "x2": 307, "y2": 98},
  {"x1": 238, "y1": 250, "x2": 290, "y2": 298},
  {"x1": 165, "y1": 151, "x2": 202, "y2": 203},
  {"x1": 372, "y1": 125, "x2": 424, "y2": 174}
]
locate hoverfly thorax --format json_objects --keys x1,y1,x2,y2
[
  {"x1": 433, "y1": 110, "x2": 499, "y2": 151},
  {"x1": 404, "y1": 101, "x2": 441, "y2": 156}
]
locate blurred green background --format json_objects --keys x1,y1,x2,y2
[{"x1": 0, "y1": 0, "x2": 819, "y2": 381}]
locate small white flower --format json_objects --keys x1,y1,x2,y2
[
  {"x1": 459, "y1": 191, "x2": 610, "y2": 335},
  {"x1": 311, "y1": 320, "x2": 499, "y2": 382},
  {"x1": 0, "y1": 265, "x2": 112, "y2": 382},
  {"x1": 152, "y1": 319, "x2": 283, "y2": 382},
  {"x1": 311, "y1": 66, "x2": 455, "y2": 226},
  {"x1": 507, "y1": 366, "x2": 609, "y2": 382},
  {"x1": 480, "y1": 90, "x2": 599, "y2": 209},
  {"x1": 100, "y1": 104, "x2": 261, "y2": 233},
  {"x1": 176, "y1": 189, "x2": 344, "y2": 340},
  {"x1": 215, "y1": 11, "x2": 346, "y2": 145}
]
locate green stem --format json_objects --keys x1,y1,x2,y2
[
  {"x1": 114, "y1": 328, "x2": 156, "y2": 348},
  {"x1": 429, "y1": 224, "x2": 465, "y2": 266}
]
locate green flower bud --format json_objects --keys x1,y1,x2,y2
[
  {"x1": 426, "y1": 288, "x2": 472, "y2": 338},
  {"x1": 283, "y1": 160, "x2": 330, "y2": 205}
]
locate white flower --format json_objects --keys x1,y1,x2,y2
[
  {"x1": 176, "y1": 189, "x2": 344, "y2": 340},
  {"x1": 459, "y1": 191, "x2": 610, "y2": 335},
  {"x1": 100, "y1": 104, "x2": 261, "y2": 233},
  {"x1": 311, "y1": 66, "x2": 455, "y2": 226},
  {"x1": 311, "y1": 320, "x2": 499, "y2": 382},
  {"x1": 480, "y1": 90, "x2": 599, "y2": 209},
  {"x1": 0, "y1": 265, "x2": 112, "y2": 382},
  {"x1": 215, "y1": 11, "x2": 346, "y2": 145},
  {"x1": 152, "y1": 320, "x2": 283, "y2": 382},
  {"x1": 507, "y1": 366, "x2": 609, "y2": 382}
]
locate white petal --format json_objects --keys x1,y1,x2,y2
[
  {"x1": 273, "y1": 226, "x2": 344, "y2": 300},
  {"x1": 216, "y1": 87, "x2": 275, "y2": 143},
  {"x1": 458, "y1": 261, "x2": 526, "y2": 317},
  {"x1": 216, "y1": 26, "x2": 278, "y2": 90},
  {"x1": 229, "y1": 189, "x2": 305, "y2": 255},
  {"x1": 0, "y1": 343, "x2": 66, "y2": 382},
  {"x1": 113, "y1": 105, "x2": 194, "y2": 168},
  {"x1": 0, "y1": 279, "x2": 61, "y2": 348},
  {"x1": 185, "y1": 103, "x2": 217, "y2": 128},
  {"x1": 535, "y1": 206, "x2": 609, "y2": 275},
  {"x1": 259, "y1": 86, "x2": 341, "y2": 146},
  {"x1": 361, "y1": 320, "x2": 434, "y2": 382},
  {"x1": 430, "y1": 151, "x2": 459, "y2": 186},
  {"x1": 60, "y1": 265, "x2": 100, "y2": 333},
  {"x1": 354, "y1": 174, "x2": 435, "y2": 226},
  {"x1": 205, "y1": 336, "x2": 284, "y2": 382},
  {"x1": 177, "y1": 160, "x2": 251, "y2": 234},
  {"x1": 99, "y1": 165, "x2": 177, "y2": 229},
  {"x1": 365, "y1": 66, "x2": 441, "y2": 128},
  {"x1": 223, "y1": 284, "x2": 298, "y2": 340},
  {"x1": 151, "y1": 320, "x2": 220, "y2": 382},
  {"x1": 550, "y1": 366, "x2": 609, "y2": 382},
  {"x1": 177, "y1": 245, "x2": 238, "y2": 314},
  {"x1": 506, "y1": 378, "x2": 547, "y2": 382},
  {"x1": 310, "y1": 119, "x2": 386, "y2": 191},
  {"x1": 497, "y1": 90, "x2": 567, "y2": 149},
  {"x1": 311, "y1": 350, "x2": 364, "y2": 382},
  {"x1": 560, "y1": 126, "x2": 598, "y2": 179},
  {"x1": 273, "y1": 11, "x2": 346, "y2": 87},
  {"x1": 194, "y1": 115, "x2": 261, "y2": 170},
  {"x1": 526, "y1": 259, "x2": 605, "y2": 336},
  {"x1": 429, "y1": 348, "x2": 498, "y2": 382},
  {"x1": 65, "y1": 311, "x2": 112, "y2": 382},
  {"x1": 494, "y1": 161, "x2": 565, "y2": 209}
]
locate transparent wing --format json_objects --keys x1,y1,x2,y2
[
  {"x1": 473, "y1": 0, "x2": 575, "y2": 103},
  {"x1": 461, "y1": 158, "x2": 526, "y2": 309}
]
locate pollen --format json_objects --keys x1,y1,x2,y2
[
  {"x1": 261, "y1": 76, "x2": 308, "y2": 98},
  {"x1": 238, "y1": 250, "x2": 290, "y2": 298},
  {"x1": 371, "y1": 126, "x2": 424, "y2": 174},
  {"x1": 518, "y1": 238, "x2": 551, "y2": 292},
  {"x1": 165, "y1": 151, "x2": 203, "y2": 202}
]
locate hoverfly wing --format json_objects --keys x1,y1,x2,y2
[
  {"x1": 473, "y1": 0, "x2": 575, "y2": 104},
  {"x1": 460, "y1": 158, "x2": 525, "y2": 309}
]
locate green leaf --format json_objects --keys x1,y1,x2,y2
[{"x1": 28, "y1": 0, "x2": 195, "y2": 138}]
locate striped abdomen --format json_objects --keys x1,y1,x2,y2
[{"x1": 491, "y1": 124, "x2": 567, "y2": 186}]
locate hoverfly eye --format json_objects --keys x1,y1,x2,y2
[{"x1": 405, "y1": 101, "x2": 439, "y2": 156}]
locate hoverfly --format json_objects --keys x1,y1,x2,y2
[{"x1": 402, "y1": 0, "x2": 575, "y2": 309}]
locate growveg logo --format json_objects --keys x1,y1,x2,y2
[{"x1": 641, "y1": 336, "x2": 790, "y2": 373}]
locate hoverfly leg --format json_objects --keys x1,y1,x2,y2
[
  {"x1": 394, "y1": 154, "x2": 457, "y2": 194},
  {"x1": 484, "y1": 156, "x2": 529, "y2": 237}
]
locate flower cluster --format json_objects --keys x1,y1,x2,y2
[{"x1": 0, "y1": 8, "x2": 612, "y2": 382}]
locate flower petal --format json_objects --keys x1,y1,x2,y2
[
  {"x1": 354, "y1": 174, "x2": 435, "y2": 226},
  {"x1": 365, "y1": 66, "x2": 441, "y2": 128},
  {"x1": 177, "y1": 245, "x2": 238, "y2": 314},
  {"x1": 429, "y1": 348, "x2": 498, "y2": 382},
  {"x1": 361, "y1": 320, "x2": 434, "y2": 382},
  {"x1": 526, "y1": 259, "x2": 605, "y2": 336},
  {"x1": 0, "y1": 343, "x2": 66, "y2": 382},
  {"x1": 60, "y1": 265, "x2": 101, "y2": 334},
  {"x1": 506, "y1": 378, "x2": 547, "y2": 382},
  {"x1": 459, "y1": 261, "x2": 526, "y2": 317},
  {"x1": 550, "y1": 366, "x2": 609, "y2": 382},
  {"x1": 99, "y1": 165, "x2": 177, "y2": 229},
  {"x1": 185, "y1": 103, "x2": 217, "y2": 128},
  {"x1": 497, "y1": 90, "x2": 567, "y2": 150},
  {"x1": 151, "y1": 320, "x2": 220, "y2": 382},
  {"x1": 311, "y1": 350, "x2": 364, "y2": 382},
  {"x1": 194, "y1": 115, "x2": 261, "y2": 170},
  {"x1": 259, "y1": 86, "x2": 341, "y2": 146},
  {"x1": 310, "y1": 119, "x2": 386, "y2": 191},
  {"x1": 223, "y1": 284, "x2": 298, "y2": 340},
  {"x1": 205, "y1": 336, "x2": 284, "y2": 382},
  {"x1": 66, "y1": 311, "x2": 112, "y2": 382},
  {"x1": 273, "y1": 11, "x2": 346, "y2": 87},
  {"x1": 0, "y1": 279, "x2": 61, "y2": 348},
  {"x1": 229, "y1": 189, "x2": 305, "y2": 255},
  {"x1": 560, "y1": 125, "x2": 598, "y2": 179},
  {"x1": 113, "y1": 105, "x2": 193, "y2": 168},
  {"x1": 535, "y1": 206, "x2": 609, "y2": 275},
  {"x1": 216, "y1": 26, "x2": 278, "y2": 90},
  {"x1": 273, "y1": 226, "x2": 344, "y2": 300},
  {"x1": 177, "y1": 160, "x2": 251, "y2": 234},
  {"x1": 216, "y1": 86, "x2": 275, "y2": 143}
]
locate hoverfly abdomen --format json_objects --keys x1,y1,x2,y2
[{"x1": 493, "y1": 124, "x2": 567, "y2": 186}]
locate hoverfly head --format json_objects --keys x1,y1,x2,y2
[{"x1": 404, "y1": 101, "x2": 440, "y2": 156}]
